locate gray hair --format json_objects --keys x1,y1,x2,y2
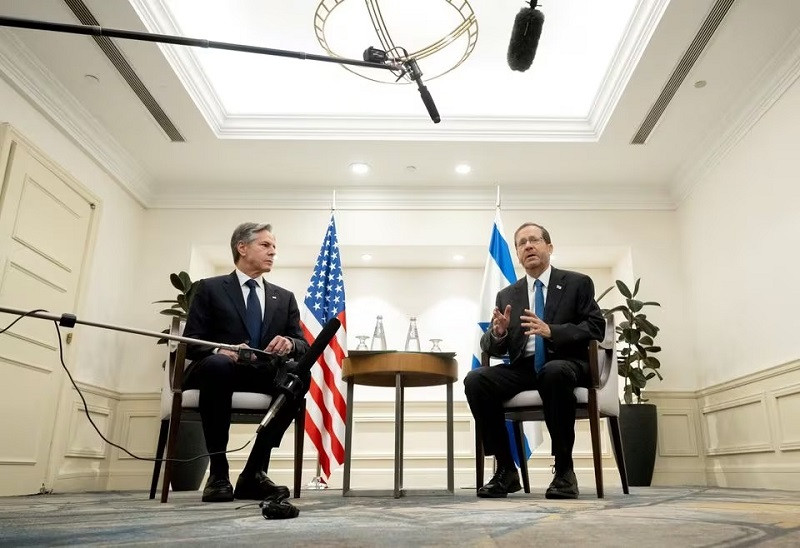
[{"x1": 230, "y1": 222, "x2": 272, "y2": 263}]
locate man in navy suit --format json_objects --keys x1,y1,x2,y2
[
  {"x1": 183, "y1": 222, "x2": 310, "y2": 502},
  {"x1": 465, "y1": 222, "x2": 604, "y2": 499}
]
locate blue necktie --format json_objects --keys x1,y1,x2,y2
[
  {"x1": 244, "y1": 279, "x2": 262, "y2": 348},
  {"x1": 533, "y1": 279, "x2": 546, "y2": 372}
]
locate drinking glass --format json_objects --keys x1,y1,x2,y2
[
  {"x1": 429, "y1": 339, "x2": 443, "y2": 352},
  {"x1": 355, "y1": 335, "x2": 369, "y2": 350}
]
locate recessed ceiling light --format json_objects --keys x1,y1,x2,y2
[
  {"x1": 350, "y1": 163, "x2": 370, "y2": 174},
  {"x1": 406, "y1": 165, "x2": 417, "y2": 173},
  {"x1": 361, "y1": 254, "x2": 372, "y2": 261},
  {"x1": 453, "y1": 254, "x2": 465, "y2": 262},
  {"x1": 693, "y1": 80, "x2": 707, "y2": 89},
  {"x1": 455, "y1": 164, "x2": 471, "y2": 174},
  {"x1": 84, "y1": 74, "x2": 100, "y2": 84}
]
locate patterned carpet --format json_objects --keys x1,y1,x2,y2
[{"x1": 1, "y1": 487, "x2": 799, "y2": 547}]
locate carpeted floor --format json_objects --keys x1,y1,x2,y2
[{"x1": 1, "y1": 486, "x2": 799, "y2": 547}]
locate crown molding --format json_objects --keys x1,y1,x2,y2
[
  {"x1": 132, "y1": 0, "x2": 668, "y2": 143},
  {"x1": 0, "y1": 30, "x2": 154, "y2": 206},
  {"x1": 150, "y1": 183, "x2": 676, "y2": 211},
  {"x1": 672, "y1": 28, "x2": 800, "y2": 204}
]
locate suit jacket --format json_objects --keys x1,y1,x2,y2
[
  {"x1": 182, "y1": 271, "x2": 310, "y2": 363},
  {"x1": 480, "y1": 267, "x2": 604, "y2": 374}
]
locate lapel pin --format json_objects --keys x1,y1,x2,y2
[{"x1": 556, "y1": 285, "x2": 562, "y2": 290}]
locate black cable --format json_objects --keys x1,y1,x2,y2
[
  {"x1": 1, "y1": 309, "x2": 254, "y2": 464},
  {"x1": 0, "y1": 308, "x2": 48, "y2": 333}
]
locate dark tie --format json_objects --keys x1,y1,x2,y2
[
  {"x1": 533, "y1": 279, "x2": 546, "y2": 372},
  {"x1": 244, "y1": 279, "x2": 262, "y2": 348}
]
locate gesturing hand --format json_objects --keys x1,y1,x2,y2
[
  {"x1": 491, "y1": 305, "x2": 512, "y2": 337},
  {"x1": 520, "y1": 309, "x2": 551, "y2": 339}
]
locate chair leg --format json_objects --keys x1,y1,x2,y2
[
  {"x1": 513, "y1": 421, "x2": 530, "y2": 493},
  {"x1": 149, "y1": 419, "x2": 169, "y2": 499},
  {"x1": 608, "y1": 416, "x2": 629, "y2": 494},
  {"x1": 161, "y1": 406, "x2": 184, "y2": 503},
  {"x1": 475, "y1": 424, "x2": 485, "y2": 491},
  {"x1": 293, "y1": 399, "x2": 306, "y2": 499},
  {"x1": 588, "y1": 392, "x2": 604, "y2": 498}
]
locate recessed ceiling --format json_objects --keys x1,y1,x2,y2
[
  {"x1": 0, "y1": 0, "x2": 799, "y2": 209},
  {"x1": 132, "y1": 0, "x2": 648, "y2": 138}
]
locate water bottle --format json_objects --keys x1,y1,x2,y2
[
  {"x1": 370, "y1": 315, "x2": 387, "y2": 351},
  {"x1": 404, "y1": 316, "x2": 421, "y2": 352}
]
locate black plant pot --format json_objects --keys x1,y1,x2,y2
[
  {"x1": 170, "y1": 420, "x2": 209, "y2": 491},
  {"x1": 619, "y1": 403, "x2": 658, "y2": 487}
]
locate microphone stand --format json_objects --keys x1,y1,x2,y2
[{"x1": 0, "y1": 15, "x2": 441, "y2": 123}]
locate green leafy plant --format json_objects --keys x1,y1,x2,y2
[
  {"x1": 597, "y1": 279, "x2": 662, "y2": 404},
  {"x1": 153, "y1": 271, "x2": 198, "y2": 344}
]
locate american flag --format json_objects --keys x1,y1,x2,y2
[{"x1": 300, "y1": 215, "x2": 347, "y2": 480}]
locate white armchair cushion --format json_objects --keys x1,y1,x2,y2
[{"x1": 503, "y1": 371, "x2": 620, "y2": 417}]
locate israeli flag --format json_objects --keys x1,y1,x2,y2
[{"x1": 472, "y1": 209, "x2": 543, "y2": 465}]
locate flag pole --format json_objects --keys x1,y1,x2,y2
[
  {"x1": 331, "y1": 189, "x2": 336, "y2": 212},
  {"x1": 495, "y1": 185, "x2": 501, "y2": 210}
]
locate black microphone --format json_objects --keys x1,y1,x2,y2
[
  {"x1": 507, "y1": 1, "x2": 544, "y2": 72},
  {"x1": 403, "y1": 59, "x2": 441, "y2": 124},
  {"x1": 256, "y1": 317, "x2": 341, "y2": 433}
]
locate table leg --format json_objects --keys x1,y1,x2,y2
[
  {"x1": 399, "y1": 377, "x2": 405, "y2": 492},
  {"x1": 394, "y1": 372, "x2": 403, "y2": 499},
  {"x1": 342, "y1": 379, "x2": 355, "y2": 496},
  {"x1": 447, "y1": 381, "x2": 454, "y2": 493}
]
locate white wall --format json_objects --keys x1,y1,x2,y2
[
  {"x1": 678, "y1": 74, "x2": 800, "y2": 388},
  {"x1": 0, "y1": 76, "x2": 146, "y2": 391},
  {"x1": 126, "y1": 207, "x2": 688, "y2": 396}
]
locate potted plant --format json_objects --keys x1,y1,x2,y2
[
  {"x1": 153, "y1": 271, "x2": 205, "y2": 490},
  {"x1": 154, "y1": 271, "x2": 198, "y2": 341},
  {"x1": 597, "y1": 278, "x2": 662, "y2": 486}
]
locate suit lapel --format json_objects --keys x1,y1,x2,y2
[
  {"x1": 261, "y1": 278, "x2": 275, "y2": 336},
  {"x1": 511, "y1": 279, "x2": 529, "y2": 361},
  {"x1": 223, "y1": 271, "x2": 249, "y2": 329},
  {"x1": 512, "y1": 278, "x2": 529, "y2": 313},
  {"x1": 544, "y1": 267, "x2": 565, "y2": 322}
]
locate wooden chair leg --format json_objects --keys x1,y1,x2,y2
[
  {"x1": 513, "y1": 420, "x2": 530, "y2": 493},
  {"x1": 293, "y1": 399, "x2": 305, "y2": 499},
  {"x1": 149, "y1": 419, "x2": 169, "y2": 499},
  {"x1": 161, "y1": 404, "x2": 184, "y2": 503},
  {"x1": 588, "y1": 391, "x2": 604, "y2": 498},
  {"x1": 475, "y1": 424, "x2": 485, "y2": 491},
  {"x1": 608, "y1": 415, "x2": 629, "y2": 494}
]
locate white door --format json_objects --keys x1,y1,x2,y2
[{"x1": 0, "y1": 131, "x2": 96, "y2": 495}]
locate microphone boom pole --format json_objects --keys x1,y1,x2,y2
[
  {"x1": 0, "y1": 304, "x2": 251, "y2": 354},
  {"x1": 0, "y1": 15, "x2": 397, "y2": 72},
  {"x1": 0, "y1": 15, "x2": 442, "y2": 123}
]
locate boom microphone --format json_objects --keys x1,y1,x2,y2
[
  {"x1": 403, "y1": 59, "x2": 441, "y2": 124},
  {"x1": 507, "y1": 1, "x2": 544, "y2": 72},
  {"x1": 256, "y1": 317, "x2": 341, "y2": 433}
]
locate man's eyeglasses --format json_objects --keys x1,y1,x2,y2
[{"x1": 516, "y1": 236, "x2": 545, "y2": 247}]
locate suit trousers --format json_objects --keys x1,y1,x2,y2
[
  {"x1": 183, "y1": 353, "x2": 310, "y2": 476},
  {"x1": 464, "y1": 357, "x2": 587, "y2": 471}
]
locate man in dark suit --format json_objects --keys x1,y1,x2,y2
[
  {"x1": 182, "y1": 222, "x2": 310, "y2": 502},
  {"x1": 465, "y1": 222, "x2": 604, "y2": 499}
]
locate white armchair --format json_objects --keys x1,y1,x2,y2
[{"x1": 475, "y1": 318, "x2": 629, "y2": 498}]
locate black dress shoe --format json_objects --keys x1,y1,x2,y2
[
  {"x1": 202, "y1": 474, "x2": 234, "y2": 502},
  {"x1": 234, "y1": 470, "x2": 290, "y2": 501},
  {"x1": 477, "y1": 467, "x2": 522, "y2": 498},
  {"x1": 545, "y1": 469, "x2": 579, "y2": 499}
]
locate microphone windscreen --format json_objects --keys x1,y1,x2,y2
[
  {"x1": 293, "y1": 317, "x2": 341, "y2": 374},
  {"x1": 507, "y1": 7, "x2": 544, "y2": 72}
]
